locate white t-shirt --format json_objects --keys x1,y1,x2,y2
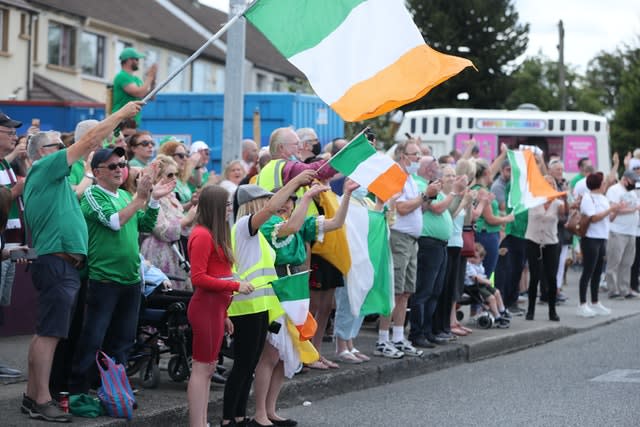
[
  {"x1": 391, "y1": 175, "x2": 422, "y2": 238},
  {"x1": 573, "y1": 177, "x2": 588, "y2": 199},
  {"x1": 580, "y1": 192, "x2": 610, "y2": 239},
  {"x1": 606, "y1": 183, "x2": 639, "y2": 235}
]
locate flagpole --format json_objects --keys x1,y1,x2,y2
[
  {"x1": 141, "y1": 0, "x2": 260, "y2": 103},
  {"x1": 314, "y1": 126, "x2": 370, "y2": 174}
]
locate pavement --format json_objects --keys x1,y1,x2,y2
[{"x1": 1, "y1": 266, "x2": 639, "y2": 426}]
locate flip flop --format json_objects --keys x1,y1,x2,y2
[
  {"x1": 336, "y1": 350, "x2": 362, "y2": 364},
  {"x1": 320, "y1": 356, "x2": 339, "y2": 369},
  {"x1": 350, "y1": 348, "x2": 370, "y2": 362},
  {"x1": 305, "y1": 360, "x2": 328, "y2": 370},
  {"x1": 451, "y1": 326, "x2": 468, "y2": 336}
]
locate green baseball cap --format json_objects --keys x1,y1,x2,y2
[{"x1": 119, "y1": 47, "x2": 145, "y2": 61}]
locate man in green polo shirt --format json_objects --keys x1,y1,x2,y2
[
  {"x1": 112, "y1": 47, "x2": 157, "y2": 124},
  {"x1": 69, "y1": 146, "x2": 174, "y2": 394}
]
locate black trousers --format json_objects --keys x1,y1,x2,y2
[
  {"x1": 630, "y1": 236, "x2": 640, "y2": 292},
  {"x1": 222, "y1": 311, "x2": 269, "y2": 419},
  {"x1": 433, "y1": 247, "x2": 461, "y2": 334},
  {"x1": 579, "y1": 237, "x2": 606, "y2": 304},
  {"x1": 526, "y1": 240, "x2": 560, "y2": 314}
]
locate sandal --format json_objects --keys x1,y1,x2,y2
[
  {"x1": 320, "y1": 356, "x2": 339, "y2": 369},
  {"x1": 451, "y1": 326, "x2": 468, "y2": 336},
  {"x1": 350, "y1": 348, "x2": 370, "y2": 362},
  {"x1": 305, "y1": 360, "x2": 329, "y2": 370},
  {"x1": 336, "y1": 350, "x2": 362, "y2": 364}
]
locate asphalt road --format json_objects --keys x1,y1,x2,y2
[{"x1": 281, "y1": 315, "x2": 640, "y2": 427}]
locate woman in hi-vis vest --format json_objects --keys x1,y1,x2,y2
[{"x1": 221, "y1": 172, "x2": 314, "y2": 427}]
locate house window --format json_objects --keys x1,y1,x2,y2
[
  {"x1": 48, "y1": 21, "x2": 76, "y2": 67},
  {"x1": 0, "y1": 8, "x2": 8, "y2": 52},
  {"x1": 256, "y1": 73, "x2": 266, "y2": 91},
  {"x1": 192, "y1": 60, "x2": 215, "y2": 93},
  {"x1": 143, "y1": 47, "x2": 159, "y2": 75},
  {"x1": 272, "y1": 78, "x2": 284, "y2": 92},
  {"x1": 80, "y1": 31, "x2": 105, "y2": 77},
  {"x1": 165, "y1": 53, "x2": 188, "y2": 92},
  {"x1": 113, "y1": 40, "x2": 132, "y2": 78},
  {"x1": 20, "y1": 13, "x2": 28, "y2": 37}
]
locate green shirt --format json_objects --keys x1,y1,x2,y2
[
  {"x1": 113, "y1": 70, "x2": 143, "y2": 123},
  {"x1": 569, "y1": 173, "x2": 584, "y2": 189},
  {"x1": 504, "y1": 181, "x2": 528, "y2": 238},
  {"x1": 188, "y1": 170, "x2": 210, "y2": 194},
  {"x1": 81, "y1": 186, "x2": 158, "y2": 284},
  {"x1": 413, "y1": 175, "x2": 453, "y2": 240},
  {"x1": 260, "y1": 215, "x2": 318, "y2": 266},
  {"x1": 24, "y1": 149, "x2": 88, "y2": 256},
  {"x1": 175, "y1": 179, "x2": 193, "y2": 204},
  {"x1": 472, "y1": 184, "x2": 501, "y2": 233},
  {"x1": 128, "y1": 158, "x2": 148, "y2": 168},
  {"x1": 68, "y1": 160, "x2": 85, "y2": 186}
]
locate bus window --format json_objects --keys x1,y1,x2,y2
[
  {"x1": 583, "y1": 120, "x2": 589, "y2": 131},
  {"x1": 548, "y1": 119, "x2": 554, "y2": 131},
  {"x1": 595, "y1": 121, "x2": 601, "y2": 132},
  {"x1": 433, "y1": 117, "x2": 439, "y2": 134},
  {"x1": 422, "y1": 118, "x2": 427, "y2": 134},
  {"x1": 571, "y1": 120, "x2": 577, "y2": 131},
  {"x1": 411, "y1": 118, "x2": 416, "y2": 134},
  {"x1": 445, "y1": 117, "x2": 450, "y2": 135},
  {"x1": 560, "y1": 120, "x2": 565, "y2": 131},
  {"x1": 456, "y1": 117, "x2": 462, "y2": 129},
  {"x1": 468, "y1": 118, "x2": 473, "y2": 129}
]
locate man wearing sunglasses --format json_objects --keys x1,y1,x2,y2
[
  {"x1": 69, "y1": 146, "x2": 175, "y2": 398},
  {"x1": 112, "y1": 47, "x2": 157, "y2": 124},
  {"x1": 22, "y1": 102, "x2": 142, "y2": 422}
]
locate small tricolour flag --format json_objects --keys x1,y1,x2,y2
[
  {"x1": 329, "y1": 133, "x2": 406, "y2": 202},
  {"x1": 245, "y1": 0, "x2": 474, "y2": 122},
  {"x1": 507, "y1": 149, "x2": 565, "y2": 214},
  {"x1": 270, "y1": 271, "x2": 316, "y2": 340},
  {"x1": 345, "y1": 200, "x2": 394, "y2": 317}
]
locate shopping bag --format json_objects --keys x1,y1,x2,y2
[
  {"x1": 96, "y1": 351, "x2": 136, "y2": 420},
  {"x1": 461, "y1": 225, "x2": 476, "y2": 257}
]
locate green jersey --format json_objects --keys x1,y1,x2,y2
[
  {"x1": 81, "y1": 186, "x2": 158, "y2": 284},
  {"x1": 472, "y1": 184, "x2": 501, "y2": 233},
  {"x1": 260, "y1": 215, "x2": 319, "y2": 266},
  {"x1": 413, "y1": 175, "x2": 453, "y2": 241},
  {"x1": 68, "y1": 160, "x2": 85, "y2": 186},
  {"x1": 112, "y1": 70, "x2": 143, "y2": 123},
  {"x1": 24, "y1": 149, "x2": 88, "y2": 256}
]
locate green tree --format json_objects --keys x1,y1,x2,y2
[
  {"x1": 584, "y1": 50, "x2": 626, "y2": 112},
  {"x1": 611, "y1": 47, "x2": 640, "y2": 155},
  {"x1": 406, "y1": 0, "x2": 529, "y2": 109}
]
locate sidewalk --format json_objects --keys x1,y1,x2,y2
[{"x1": 1, "y1": 267, "x2": 639, "y2": 426}]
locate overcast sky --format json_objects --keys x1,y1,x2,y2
[{"x1": 200, "y1": 0, "x2": 640, "y2": 71}]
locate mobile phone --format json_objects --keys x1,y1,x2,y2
[
  {"x1": 31, "y1": 118, "x2": 40, "y2": 127},
  {"x1": 10, "y1": 248, "x2": 37, "y2": 262}
]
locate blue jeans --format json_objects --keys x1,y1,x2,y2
[
  {"x1": 333, "y1": 285, "x2": 364, "y2": 341},
  {"x1": 475, "y1": 231, "x2": 500, "y2": 278},
  {"x1": 70, "y1": 280, "x2": 141, "y2": 393},
  {"x1": 409, "y1": 237, "x2": 447, "y2": 341},
  {"x1": 494, "y1": 235, "x2": 527, "y2": 308}
]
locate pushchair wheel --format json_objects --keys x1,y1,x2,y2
[
  {"x1": 456, "y1": 310, "x2": 464, "y2": 322},
  {"x1": 140, "y1": 358, "x2": 161, "y2": 389},
  {"x1": 477, "y1": 312, "x2": 494, "y2": 329},
  {"x1": 168, "y1": 355, "x2": 190, "y2": 382}
]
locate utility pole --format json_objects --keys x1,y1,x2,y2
[
  {"x1": 222, "y1": 0, "x2": 246, "y2": 167},
  {"x1": 557, "y1": 20, "x2": 566, "y2": 110}
]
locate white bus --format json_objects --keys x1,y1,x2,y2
[{"x1": 394, "y1": 107, "x2": 610, "y2": 175}]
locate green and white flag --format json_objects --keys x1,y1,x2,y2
[{"x1": 507, "y1": 149, "x2": 565, "y2": 214}]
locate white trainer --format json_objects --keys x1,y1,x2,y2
[
  {"x1": 576, "y1": 304, "x2": 596, "y2": 318},
  {"x1": 590, "y1": 302, "x2": 611, "y2": 316}
]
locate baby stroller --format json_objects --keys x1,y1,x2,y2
[{"x1": 456, "y1": 284, "x2": 504, "y2": 329}]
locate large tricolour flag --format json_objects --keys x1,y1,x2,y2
[
  {"x1": 270, "y1": 271, "x2": 317, "y2": 340},
  {"x1": 507, "y1": 149, "x2": 566, "y2": 214},
  {"x1": 245, "y1": 0, "x2": 474, "y2": 122},
  {"x1": 329, "y1": 133, "x2": 406, "y2": 202},
  {"x1": 345, "y1": 200, "x2": 394, "y2": 317}
]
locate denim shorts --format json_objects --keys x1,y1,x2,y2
[{"x1": 31, "y1": 254, "x2": 82, "y2": 338}]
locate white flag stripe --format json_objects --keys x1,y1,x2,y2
[
  {"x1": 279, "y1": 300, "x2": 309, "y2": 325},
  {"x1": 349, "y1": 153, "x2": 398, "y2": 189},
  {"x1": 345, "y1": 202, "x2": 375, "y2": 316}
]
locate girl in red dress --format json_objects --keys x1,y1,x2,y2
[{"x1": 187, "y1": 185, "x2": 253, "y2": 427}]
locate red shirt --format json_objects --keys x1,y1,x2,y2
[{"x1": 188, "y1": 225, "x2": 240, "y2": 293}]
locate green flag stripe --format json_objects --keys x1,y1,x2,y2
[
  {"x1": 271, "y1": 272, "x2": 309, "y2": 302},
  {"x1": 329, "y1": 134, "x2": 375, "y2": 176},
  {"x1": 507, "y1": 151, "x2": 523, "y2": 210},
  {"x1": 360, "y1": 210, "x2": 392, "y2": 316},
  {"x1": 245, "y1": 0, "x2": 366, "y2": 58}
]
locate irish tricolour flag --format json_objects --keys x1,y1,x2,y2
[
  {"x1": 329, "y1": 133, "x2": 406, "y2": 202},
  {"x1": 507, "y1": 149, "x2": 566, "y2": 214},
  {"x1": 345, "y1": 200, "x2": 394, "y2": 317},
  {"x1": 270, "y1": 271, "x2": 316, "y2": 341},
  {"x1": 245, "y1": 0, "x2": 474, "y2": 122}
]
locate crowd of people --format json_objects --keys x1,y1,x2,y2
[{"x1": 2, "y1": 97, "x2": 640, "y2": 426}]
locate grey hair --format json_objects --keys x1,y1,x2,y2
[
  {"x1": 295, "y1": 127, "x2": 317, "y2": 143},
  {"x1": 74, "y1": 119, "x2": 98, "y2": 143},
  {"x1": 27, "y1": 131, "x2": 60, "y2": 161},
  {"x1": 268, "y1": 127, "x2": 295, "y2": 157}
]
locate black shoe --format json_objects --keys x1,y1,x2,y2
[
  {"x1": 508, "y1": 306, "x2": 525, "y2": 316},
  {"x1": 248, "y1": 420, "x2": 274, "y2": 427},
  {"x1": 426, "y1": 335, "x2": 448, "y2": 345},
  {"x1": 411, "y1": 337, "x2": 436, "y2": 349},
  {"x1": 268, "y1": 418, "x2": 298, "y2": 427},
  {"x1": 495, "y1": 317, "x2": 511, "y2": 329},
  {"x1": 21, "y1": 394, "x2": 35, "y2": 414},
  {"x1": 500, "y1": 309, "x2": 512, "y2": 319},
  {"x1": 525, "y1": 312, "x2": 534, "y2": 321},
  {"x1": 625, "y1": 293, "x2": 638, "y2": 299},
  {"x1": 549, "y1": 312, "x2": 560, "y2": 321}
]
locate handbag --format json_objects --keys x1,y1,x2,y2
[
  {"x1": 461, "y1": 224, "x2": 476, "y2": 257},
  {"x1": 96, "y1": 351, "x2": 136, "y2": 420},
  {"x1": 565, "y1": 209, "x2": 591, "y2": 238}
]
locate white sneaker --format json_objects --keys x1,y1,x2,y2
[
  {"x1": 374, "y1": 341, "x2": 404, "y2": 359},
  {"x1": 577, "y1": 304, "x2": 596, "y2": 318},
  {"x1": 590, "y1": 302, "x2": 611, "y2": 316}
]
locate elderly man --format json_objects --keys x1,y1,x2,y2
[
  {"x1": 22, "y1": 102, "x2": 141, "y2": 422},
  {"x1": 69, "y1": 146, "x2": 173, "y2": 395},
  {"x1": 241, "y1": 138, "x2": 259, "y2": 174},
  {"x1": 112, "y1": 47, "x2": 157, "y2": 124},
  {"x1": 296, "y1": 128, "x2": 322, "y2": 163}
]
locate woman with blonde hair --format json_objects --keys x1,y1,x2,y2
[
  {"x1": 158, "y1": 140, "x2": 200, "y2": 210},
  {"x1": 140, "y1": 155, "x2": 197, "y2": 289},
  {"x1": 219, "y1": 160, "x2": 246, "y2": 197}
]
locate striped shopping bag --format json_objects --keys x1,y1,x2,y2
[{"x1": 96, "y1": 351, "x2": 136, "y2": 420}]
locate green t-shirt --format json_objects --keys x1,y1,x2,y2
[
  {"x1": 128, "y1": 158, "x2": 148, "y2": 168},
  {"x1": 24, "y1": 149, "x2": 88, "y2": 256},
  {"x1": 569, "y1": 173, "x2": 584, "y2": 189},
  {"x1": 260, "y1": 215, "x2": 318, "y2": 266},
  {"x1": 504, "y1": 181, "x2": 528, "y2": 238},
  {"x1": 112, "y1": 70, "x2": 143, "y2": 123},
  {"x1": 472, "y1": 184, "x2": 501, "y2": 233},
  {"x1": 81, "y1": 186, "x2": 158, "y2": 284},
  {"x1": 68, "y1": 160, "x2": 85, "y2": 186},
  {"x1": 174, "y1": 179, "x2": 193, "y2": 204},
  {"x1": 188, "y1": 170, "x2": 210, "y2": 194},
  {"x1": 413, "y1": 175, "x2": 453, "y2": 240}
]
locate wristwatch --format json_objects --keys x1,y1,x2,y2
[{"x1": 84, "y1": 173, "x2": 95, "y2": 180}]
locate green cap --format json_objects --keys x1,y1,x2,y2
[
  {"x1": 159, "y1": 135, "x2": 182, "y2": 146},
  {"x1": 119, "y1": 47, "x2": 145, "y2": 61}
]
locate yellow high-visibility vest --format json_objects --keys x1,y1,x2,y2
[
  {"x1": 228, "y1": 217, "x2": 284, "y2": 323},
  {"x1": 256, "y1": 159, "x2": 318, "y2": 216}
]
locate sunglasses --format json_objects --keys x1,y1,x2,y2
[
  {"x1": 173, "y1": 152, "x2": 187, "y2": 159},
  {"x1": 135, "y1": 140, "x2": 155, "y2": 147},
  {"x1": 42, "y1": 142, "x2": 65, "y2": 150},
  {"x1": 0, "y1": 129, "x2": 17, "y2": 137},
  {"x1": 166, "y1": 172, "x2": 176, "y2": 179},
  {"x1": 98, "y1": 161, "x2": 128, "y2": 171}
]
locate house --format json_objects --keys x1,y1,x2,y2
[{"x1": 0, "y1": 0, "x2": 305, "y2": 103}]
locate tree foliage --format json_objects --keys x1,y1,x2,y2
[
  {"x1": 406, "y1": 0, "x2": 529, "y2": 109},
  {"x1": 611, "y1": 47, "x2": 640, "y2": 155}
]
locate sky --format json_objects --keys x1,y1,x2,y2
[{"x1": 201, "y1": 0, "x2": 640, "y2": 71}]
